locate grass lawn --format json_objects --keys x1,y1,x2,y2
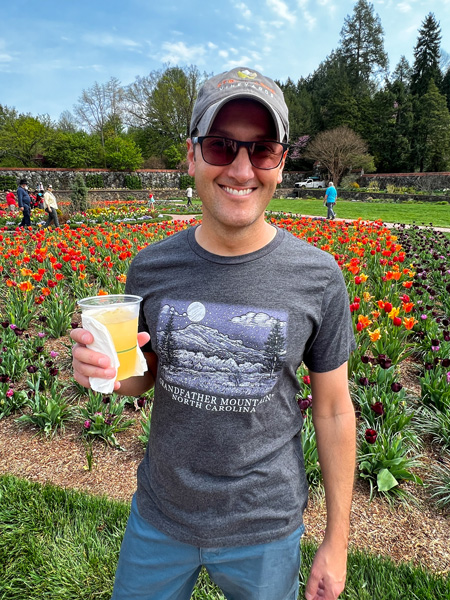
[
  {"x1": 267, "y1": 198, "x2": 450, "y2": 228},
  {"x1": 1, "y1": 475, "x2": 448, "y2": 600}
]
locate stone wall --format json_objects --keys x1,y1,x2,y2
[
  {"x1": 358, "y1": 172, "x2": 450, "y2": 191},
  {"x1": 0, "y1": 167, "x2": 308, "y2": 191}
]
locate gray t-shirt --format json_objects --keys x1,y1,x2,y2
[{"x1": 126, "y1": 225, "x2": 355, "y2": 547}]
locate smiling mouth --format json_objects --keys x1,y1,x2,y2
[{"x1": 221, "y1": 185, "x2": 254, "y2": 196}]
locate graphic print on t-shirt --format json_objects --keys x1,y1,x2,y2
[{"x1": 156, "y1": 299, "x2": 287, "y2": 398}]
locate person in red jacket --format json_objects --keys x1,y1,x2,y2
[{"x1": 6, "y1": 189, "x2": 17, "y2": 212}]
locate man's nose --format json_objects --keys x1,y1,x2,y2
[{"x1": 227, "y1": 146, "x2": 254, "y2": 180}]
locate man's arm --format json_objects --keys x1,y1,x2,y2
[
  {"x1": 305, "y1": 362, "x2": 356, "y2": 600},
  {"x1": 71, "y1": 328, "x2": 157, "y2": 396}
]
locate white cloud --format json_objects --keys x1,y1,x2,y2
[
  {"x1": 208, "y1": 42, "x2": 218, "y2": 49},
  {"x1": 231, "y1": 312, "x2": 285, "y2": 328},
  {"x1": 160, "y1": 41, "x2": 206, "y2": 64},
  {"x1": 397, "y1": 2, "x2": 412, "y2": 12},
  {"x1": 236, "y1": 24, "x2": 251, "y2": 31},
  {"x1": 219, "y1": 50, "x2": 229, "y2": 58},
  {"x1": 0, "y1": 52, "x2": 13, "y2": 64},
  {"x1": 266, "y1": 0, "x2": 296, "y2": 24},
  {"x1": 233, "y1": 1, "x2": 252, "y2": 19},
  {"x1": 230, "y1": 47, "x2": 239, "y2": 54},
  {"x1": 83, "y1": 33, "x2": 141, "y2": 50}
]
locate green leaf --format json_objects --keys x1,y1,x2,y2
[{"x1": 377, "y1": 468, "x2": 399, "y2": 491}]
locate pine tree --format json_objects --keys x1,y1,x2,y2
[
  {"x1": 161, "y1": 309, "x2": 177, "y2": 366},
  {"x1": 263, "y1": 319, "x2": 285, "y2": 377},
  {"x1": 339, "y1": 0, "x2": 388, "y2": 88},
  {"x1": 70, "y1": 173, "x2": 88, "y2": 214},
  {"x1": 414, "y1": 80, "x2": 450, "y2": 172},
  {"x1": 411, "y1": 13, "x2": 442, "y2": 97}
]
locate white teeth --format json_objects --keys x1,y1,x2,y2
[{"x1": 223, "y1": 186, "x2": 252, "y2": 196}]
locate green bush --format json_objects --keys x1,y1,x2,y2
[
  {"x1": 0, "y1": 175, "x2": 17, "y2": 190},
  {"x1": 179, "y1": 174, "x2": 195, "y2": 190},
  {"x1": 70, "y1": 173, "x2": 88, "y2": 214},
  {"x1": 123, "y1": 174, "x2": 142, "y2": 190},
  {"x1": 84, "y1": 174, "x2": 104, "y2": 188}
]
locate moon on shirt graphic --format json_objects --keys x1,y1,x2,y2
[{"x1": 187, "y1": 302, "x2": 206, "y2": 322}]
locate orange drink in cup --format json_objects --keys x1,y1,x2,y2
[{"x1": 78, "y1": 294, "x2": 142, "y2": 381}]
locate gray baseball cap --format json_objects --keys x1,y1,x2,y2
[{"x1": 190, "y1": 67, "x2": 289, "y2": 143}]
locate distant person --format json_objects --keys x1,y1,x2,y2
[
  {"x1": 6, "y1": 189, "x2": 17, "y2": 212},
  {"x1": 43, "y1": 184, "x2": 60, "y2": 228},
  {"x1": 186, "y1": 186, "x2": 193, "y2": 207},
  {"x1": 17, "y1": 179, "x2": 32, "y2": 227},
  {"x1": 324, "y1": 182, "x2": 337, "y2": 220},
  {"x1": 148, "y1": 192, "x2": 155, "y2": 209}
]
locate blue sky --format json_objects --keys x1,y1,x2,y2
[{"x1": 2, "y1": 0, "x2": 450, "y2": 121}]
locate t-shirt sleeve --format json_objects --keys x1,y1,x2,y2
[
  {"x1": 303, "y1": 263, "x2": 356, "y2": 373},
  {"x1": 125, "y1": 256, "x2": 153, "y2": 354}
]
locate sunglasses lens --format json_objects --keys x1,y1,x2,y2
[
  {"x1": 201, "y1": 137, "x2": 236, "y2": 165},
  {"x1": 251, "y1": 142, "x2": 284, "y2": 169}
]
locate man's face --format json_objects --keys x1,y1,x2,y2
[{"x1": 187, "y1": 99, "x2": 285, "y2": 233}]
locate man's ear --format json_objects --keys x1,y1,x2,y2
[
  {"x1": 187, "y1": 138, "x2": 196, "y2": 177},
  {"x1": 277, "y1": 149, "x2": 288, "y2": 184}
]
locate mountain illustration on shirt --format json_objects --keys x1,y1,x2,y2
[{"x1": 156, "y1": 300, "x2": 287, "y2": 397}]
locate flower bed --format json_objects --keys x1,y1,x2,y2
[{"x1": 0, "y1": 214, "x2": 449, "y2": 509}]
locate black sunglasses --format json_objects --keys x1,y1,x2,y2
[{"x1": 192, "y1": 136, "x2": 289, "y2": 170}]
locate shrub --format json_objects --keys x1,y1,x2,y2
[
  {"x1": 85, "y1": 174, "x2": 104, "y2": 188},
  {"x1": 123, "y1": 174, "x2": 142, "y2": 190},
  {"x1": 367, "y1": 180, "x2": 380, "y2": 192},
  {"x1": 0, "y1": 175, "x2": 17, "y2": 190},
  {"x1": 70, "y1": 173, "x2": 88, "y2": 214},
  {"x1": 179, "y1": 174, "x2": 195, "y2": 190}
]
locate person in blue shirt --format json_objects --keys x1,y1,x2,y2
[
  {"x1": 17, "y1": 179, "x2": 32, "y2": 227},
  {"x1": 324, "y1": 182, "x2": 337, "y2": 220}
]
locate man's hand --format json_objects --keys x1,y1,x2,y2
[
  {"x1": 71, "y1": 327, "x2": 150, "y2": 391},
  {"x1": 305, "y1": 540, "x2": 347, "y2": 599}
]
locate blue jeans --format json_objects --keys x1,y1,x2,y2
[
  {"x1": 326, "y1": 202, "x2": 336, "y2": 219},
  {"x1": 111, "y1": 495, "x2": 304, "y2": 600}
]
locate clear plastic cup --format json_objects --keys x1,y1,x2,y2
[{"x1": 78, "y1": 294, "x2": 142, "y2": 381}]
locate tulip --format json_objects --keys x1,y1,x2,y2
[
  {"x1": 371, "y1": 402, "x2": 384, "y2": 416},
  {"x1": 83, "y1": 420, "x2": 91, "y2": 429},
  {"x1": 391, "y1": 382, "x2": 403, "y2": 393},
  {"x1": 365, "y1": 429, "x2": 378, "y2": 444}
]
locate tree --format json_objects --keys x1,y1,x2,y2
[
  {"x1": 124, "y1": 65, "x2": 209, "y2": 154},
  {"x1": 391, "y1": 56, "x2": 412, "y2": 87},
  {"x1": 411, "y1": 13, "x2": 442, "y2": 97},
  {"x1": 70, "y1": 173, "x2": 88, "y2": 214},
  {"x1": 45, "y1": 130, "x2": 103, "y2": 168},
  {"x1": 104, "y1": 136, "x2": 143, "y2": 171},
  {"x1": 304, "y1": 127, "x2": 372, "y2": 184},
  {"x1": 74, "y1": 77, "x2": 124, "y2": 154},
  {"x1": 263, "y1": 320, "x2": 285, "y2": 377},
  {"x1": 339, "y1": 0, "x2": 388, "y2": 88},
  {"x1": 0, "y1": 107, "x2": 52, "y2": 166},
  {"x1": 57, "y1": 110, "x2": 79, "y2": 133},
  {"x1": 413, "y1": 80, "x2": 450, "y2": 172}
]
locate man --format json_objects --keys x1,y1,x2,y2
[
  {"x1": 17, "y1": 179, "x2": 32, "y2": 227},
  {"x1": 186, "y1": 185, "x2": 193, "y2": 207},
  {"x1": 324, "y1": 182, "x2": 337, "y2": 220},
  {"x1": 43, "y1": 184, "x2": 60, "y2": 228},
  {"x1": 72, "y1": 67, "x2": 356, "y2": 600}
]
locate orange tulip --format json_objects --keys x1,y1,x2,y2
[
  {"x1": 403, "y1": 317, "x2": 417, "y2": 330},
  {"x1": 368, "y1": 328, "x2": 381, "y2": 342}
]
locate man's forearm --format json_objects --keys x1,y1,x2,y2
[{"x1": 313, "y1": 408, "x2": 356, "y2": 546}]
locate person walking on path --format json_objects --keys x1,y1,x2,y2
[
  {"x1": 6, "y1": 189, "x2": 17, "y2": 212},
  {"x1": 72, "y1": 66, "x2": 356, "y2": 600},
  {"x1": 43, "y1": 184, "x2": 60, "y2": 228},
  {"x1": 186, "y1": 185, "x2": 193, "y2": 207},
  {"x1": 17, "y1": 179, "x2": 32, "y2": 227},
  {"x1": 324, "y1": 182, "x2": 337, "y2": 220}
]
